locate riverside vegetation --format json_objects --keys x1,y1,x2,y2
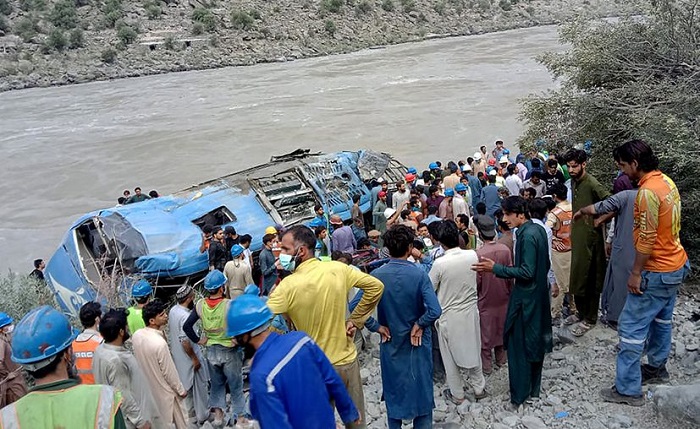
[{"x1": 0, "y1": 0, "x2": 638, "y2": 91}]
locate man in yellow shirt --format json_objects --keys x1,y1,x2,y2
[{"x1": 267, "y1": 225, "x2": 384, "y2": 429}]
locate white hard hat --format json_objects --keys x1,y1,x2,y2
[
  {"x1": 473, "y1": 152, "x2": 482, "y2": 161},
  {"x1": 499, "y1": 156, "x2": 509, "y2": 164},
  {"x1": 384, "y1": 208, "x2": 396, "y2": 219}
]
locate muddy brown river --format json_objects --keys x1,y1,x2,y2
[{"x1": 0, "y1": 25, "x2": 563, "y2": 272}]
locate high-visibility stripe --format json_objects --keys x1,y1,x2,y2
[
  {"x1": 266, "y1": 336, "x2": 312, "y2": 393},
  {"x1": 620, "y1": 336, "x2": 646, "y2": 345},
  {"x1": 654, "y1": 318, "x2": 672, "y2": 325},
  {"x1": 95, "y1": 385, "x2": 116, "y2": 429},
  {"x1": 0, "y1": 403, "x2": 20, "y2": 429}
]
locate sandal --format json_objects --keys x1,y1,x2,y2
[
  {"x1": 571, "y1": 321, "x2": 593, "y2": 337},
  {"x1": 564, "y1": 314, "x2": 580, "y2": 326},
  {"x1": 443, "y1": 388, "x2": 465, "y2": 405}
]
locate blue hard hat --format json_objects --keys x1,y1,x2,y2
[
  {"x1": 444, "y1": 188, "x2": 455, "y2": 197},
  {"x1": 11, "y1": 306, "x2": 79, "y2": 367},
  {"x1": 407, "y1": 167, "x2": 417, "y2": 174},
  {"x1": 429, "y1": 162, "x2": 439, "y2": 170},
  {"x1": 204, "y1": 270, "x2": 226, "y2": 291},
  {"x1": 230, "y1": 244, "x2": 245, "y2": 258},
  {"x1": 244, "y1": 284, "x2": 259, "y2": 295},
  {"x1": 131, "y1": 279, "x2": 153, "y2": 298},
  {"x1": 225, "y1": 294, "x2": 273, "y2": 337},
  {"x1": 455, "y1": 183, "x2": 467, "y2": 192},
  {"x1": 0, "y1": 313, "x2": 12, "y2": 329}
]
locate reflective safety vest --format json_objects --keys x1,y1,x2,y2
[
  {"x1": 72, "y1": 332, "x2": 102, "y2": 384},
  {"x1": 127, "y1": 307, "x2": 145, "y2": 335},
  {"x1": 196, "y1": 299, "x2": 232, "y2": 347},
  {"x1": 0, "y1": 384, "x2": 122, "y2": 429},
  {"x1": 551, "y1": 205, "x2": 572, "y2": 252}
]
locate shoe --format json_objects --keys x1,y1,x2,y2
[
  {"x1": 641, "y1": 364, "x2": 670, "y2": 385},
  {"x1": 212, "y1": 408, "x2": 225, "y2": 427},
  {"x1": 600, "y1": 386, "x2": 644, "y2": 407},
  {"x1": 474, "y1": 390, "x2": 488, "y2": 400},
  {"x1": 442, "y1": 388, "x2": 465, "y2": 405}
]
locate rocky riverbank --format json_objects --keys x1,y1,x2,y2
[{"x1": 0, "y1": 0, "x2": 640, "y2": 92}]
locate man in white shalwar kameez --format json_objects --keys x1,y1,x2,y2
[
  {"x1": 132, "y1": 299, "x2": 188, "y2": 428},
  {"x1": 168, "y1": 286, "x2": 210, "y2": 425},
  {"x1": 429, "y1": 220, "x2": 486, "y2": 404},
  {"x1": 93, "y1": 308, "x2": 162, "y2": 429}
]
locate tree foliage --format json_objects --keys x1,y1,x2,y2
[
  {"x1": 49, "y1": 0, "x2": 78, "y2": 29},
  {"x1": 519, "y1": 0, "x2": 700, "y2": 268}
]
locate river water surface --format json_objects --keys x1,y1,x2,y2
[{"x1": 0, "y1": 25, "x2": 563, "y2": 272}]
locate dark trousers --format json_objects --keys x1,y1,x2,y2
[
  {"x1": 575, "y1": 291, "x2": 600, "y2": 325},
  {"x1": 507, "y1": 327, "x2": 544, "y2": 405}
]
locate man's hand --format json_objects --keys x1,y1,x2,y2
[
  {"x1": 472, "y1": 257, "x2": 495, "y2": 273},
  {"x1": 345, "y1": 321, "x2": 357, "y2": 338},
  {"x1": 410, "y1": 323, "x2": 423, "y2": 347},
  {"x1": 551, "y1": 283, "x2": 560, "y2": 298},
  {"x1": 192, "y1": 356, "x2": 201, "y2": 372},
  {"x1": 377, "y1": 326, "x2": 391, "y2": 343},
  {"x1": 573, "y1": 210, "x2": 586, "y2": 221},
  {"x1": 605, "y1": 242, "x2": 612, "y2": 259},
  {"x1": 628, "y1": 272, "x2": 643, "y2": 295},
  {"x1": 197, "y1": 336, "x2": 208, "y2": 346},
  {"x1": 178, "y1": 390, "x2": 187, "y2": 399}
]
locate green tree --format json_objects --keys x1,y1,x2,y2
[
  {"x1": 230, "y1": 10, "x2": 253, "y2": 30},
  {"x1": 103, "y1": 0, "x2": 122, "y2": 28},
  {"x1": 145, "y1": 3, "x2": 161, "y2": 19},
  {"x1": 356, "y1": 0, "x2": 372, "y2": 14},
  {"x1": 46, "y1": 28, "x2": 68, "y2": 50},
  {"x1": 49, "y1": 0, "x2": 78, "y2": 29},
  {"x1": 101, "y1": 46, "x2": 117, "y2": 62},
  {"x1": 320, "y1": 0, "x2": 343, "y2": 13},
  {"x1": 519, "y1": 0, "x2": 700, "y2": 268},
  {"x1": 117, "y1": 24, "x2": 137, "y2": 45},
  {"x1": 0, "y1": 15, "x2": 9, "y2": 33},
  {"x1": 400, "y1": 0, "x2": 415, "y2": 12},
  {"x1": 324, "y1": 18, "x2": 336, "y2": 34},
  {"x1": 192, "y1": 7, "x2": 216, "y2": 32},
  {"x1": 0, "y1": 0, "x2": 12, "y2": 15},
  {"x1": 381, "y1": 0, "x2": 394, "y2": 11},
  {"x1": 69, "y1": 27, "x2": 84, "y2": 48},
  {"x1": 14, "y1": 16, "x2": 39, "y2": 41}
]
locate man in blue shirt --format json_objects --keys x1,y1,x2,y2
[
  {"x1": 226, "y1": 294, "x2": 360, "y2": 428},
  {"x1": 480, "y1": 171, "x2": 502, "y2": 219}
]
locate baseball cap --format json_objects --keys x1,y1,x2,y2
[
  {"x1": 476, "y1": 216, "x2": 496, "y2": 240},
  {"x1": 488, "y1": 170, "x2": 498, "y2": 176}
]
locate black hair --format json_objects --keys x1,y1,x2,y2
[
  {"x1": 314, "y1": 225, "x2": 327, "y2": 237},
  {"x1": 33, "y1": 259, "x2": 43, "y2": 269},
  {"x1": 148, "y1": 190, "x2": 159, "y2": 198},
  {"x1": 477, "y1": 172, "x2": 484, "y2": 179},
  {"x1": 525, "y1": 188, "x2": 537, "y2": 199},
  {"x1": 429, "y1": 185, "x2": 439, "y2": 195},
  {"x1": 212, "y1": 226, "x2": 222, "y2": 235},
  {"x1": 476, "y1": 202, "x2": 486, "y2": 215},
  {"x1": 456, "y1": 213, "x2": 470, "y2": 227},
  {"x1": 422, "y1": 171, "x2": 432, "y2": 182},
  {"x1": 283, "y1": 225, "x2": 316, "y2": 252},
  {"x1": 549, "y1": 183, "x2": 568, "y2": 201},
  {"x1": 495, "y1": 209, "x2": 510, "y2": 232},
  {"x1": 118, "y1": 197, "x2": 126, "y2": 205},
  {"x1": 436, "y1": 220, "x2": 460, "y2": 249},
  {"x1": 417, "y1": 222, "x2": 428, "y2": 230},
  {"x1": 202, "y1": 225, "x2": 213, "y2": 234},
  {"x1": 488, "y1": 174, "x2": 497, "y2": 184},
  {"x1": 427, "y1": 221, "x2": 442, "y2": 241},
  {"x1": 531, "y1": 158, "x2": 541, "y2": 168},
  {"x1": 314, "y1": 203, "x2": 323, "y2": 212},
  {"x1": 331, "y1": 251, "x2": 352, "y2": 265},
  {"x1": 239, "y1": 234, "x2": 252, "y2": 245},
  {"x1": 436, "y1": 161, "x2": 442, "y2": 168},
  {"x1": 544, "y1": 196, "x2": 557, "y2": 211},
  {"x1": 100, "y1": 308, "x2": 129, "y2": 342},
  {"x1": 79, "y1": 301, "x2": 102, "y2": 329},
  {"x1": 142, "y1": 298, "x2": 168, "y2": 326},
  {"x1": 383, "y1": 225, "x2": 416, "y2": 258},
  {"x1": 134, "y1": 187, "x2": 141, "y2": 192},
  {"x1": 262, "y1": 233, "x2": 276, "y2": 245},
  {"x1": 564, "y1": 148, "x2": 587, "y2": 164},
  {"x1": 501, "y1": 196, "x2": 530, "y2": 218},
  {"x1": 413, "y1": 239, "x2": 425, "y2": 251},
  {"x1": 529, "y1": 170, "x2": 542, "y2": 179},
  {"x1": 26, "y1": 349, "x2": 66, "y2": 380},
  {"x1": 400, "y1": 209, "x2": 411, "y2": 220},
  {"x1": 428, "y1": 205, "x2": 438, "y2": 215},
  {"x1": 547, "y1": 159, "x2": 559, "y2": 168},
  {"x1": 135, "y1": 295, "x2": 150, "y2": 305},
  {"x1": 529, "y1": 198, "x2": 548, "y2": 220},
  {"x1": 467, "y1": 157, "x2": 474, "y2": 165},
  {"x1": 613, "y1": 139, "x2": 659, "y2": 172},
  {"x1": 357, "y1": 238, "x2": 371, "y2": 249},
  {"x1": 507, "y1": 164, "x2": 516, "y2": 175},
  {"x1": 352, "y1": 194, "x2": 361, "y2": 204}
]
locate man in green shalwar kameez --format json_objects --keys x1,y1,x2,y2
[
  {"x1": 473, "y1": 196, "x2": 553, "y2": 407},
  {"x1": 564, "y1": 149, "x2": 611, "y2": 336}
]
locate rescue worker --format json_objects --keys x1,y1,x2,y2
[
  {"x1": 227, "y1": 294, "x2": 360, "y2": 428},
  {"x1": 0, "y1": 306, "x2": 126, "y2": 428},
  {"x1": 183, "y1": 270, "x2": 247, "y2": 427},
  {"x1": 0, "y1": 313, "x2": 27, "y2": 408},
  {"x1": 128, "y1": 279, "x2": 152, "y2": 335},
  {"x1": 72, "y1": 301, "x2": 103, "y2": 384}
]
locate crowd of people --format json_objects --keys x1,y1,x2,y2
[
  {"x1": 4, "y1": 139, "x2": 689, "y2": 428},
  {"x1": 117, "y1": 187, "x2": 160, "y2": 206}
]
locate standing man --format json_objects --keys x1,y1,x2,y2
[
  {"x1": 330, "y1": 214, "x2": 357, "y2": 254},
  {"x1": 260, "y1": 233, "x2": 279, "y2": 295},
  {"x1": 126, "y1": 187, "x2": 150, "y2": 204},
  {"x1": 443, "y1": 165, "x2": 461, "y2": 191},
  {"x1": 373, "y1": 191, "x2": 389, "y2": 235},
  {"x1": 93, "y1": 308, "x2": 161, "y2": 429},
  {"x1": 208, "y1": 226, "x2": 230, "y2": 272},
  {"x1": 481, "y1": 171, "x2": 501, "y2": 219},
  {"x1": 472, "y1": 196, "x2": 553, "y2": 409},
  {"x1": 227, "y1": 294, "x2": 360, "y2": 428},
  {"x1": 546, "y1": 183, "x2": 574, "y2": 324},
  {"x1": 565, "y1": 148, "x2": 610, "y2": 336},
  {"x1": 267, "y1": 225, "x2": 384, "y2": 429},
  {"x1": 474, "y1": 217, "x2": 512, "y2": 375},
  {"x1": 600, "y1": 140, "x2": 689, "y2": 405},
  {"x1": 1, "y1": 306, "x2": 125, "y2": 428},
  {"x1": 522, "y1": 171, "x2": 546, "y2": 198},
  {"x1": 472, "y1": 152, "x2": 486, "y2": 177},
  {"x1": 132, "y1": 299, "x2": 188, "y2": 428},
  {"x1": 438, "y1": 188, "x2": 455, "y2": 221},
  {"x1": 453, "y1": 184, "x2": 470, "y2": 220},
  {"x1": 542, "y1": 159, "x2": 566, "y2": 193},
  {"x1": 224, "y1": 244, "x2": 254, "y2": 299},
  {"x1": 223, "y1": 226, "x2": 239, "y2": 253},
  {"x1": 169, "y1": 285, "x2": 210, "y2": 425},
  {"x1": 128, "y1": 279, "x2": 152, "y2": 335},
  {"x1": 29, "y1": 259, "x2": 45, "y2": 282},
  {"x1": 183, "y1": 270, "x2": 247, "y2": 426},
  {"x1": 391, "y1": 181, "x2": 410, "y2": 211},
  {"x1": 351, "y1": 195, "x2": 367, "y2": 241},
  {"x1": 72, "y1": 301, "x2": 102, "y2": 385},
  {"x1": 464, "y1": 165, "x2": 483, "y2": 213},
  {"x1": 504, "y1": 164, "x2": 523, "y2": 198},
  {"x1": 430, "y1": 221, "x2": 486, "y2": 404},
  {"x1": 370, "y1": 225, "x2": 442, "y2": 428},
  {"x1": 0, "y1": 313, "x2": 26, "y2": 408}
]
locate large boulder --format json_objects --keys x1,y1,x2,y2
[{"x1": 652, "y1": 382, "x2": 700, "y2": 426}]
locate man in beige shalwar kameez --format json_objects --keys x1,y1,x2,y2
[{"x1": 132, "y1": 299, "x2": 188, "y2": 428}]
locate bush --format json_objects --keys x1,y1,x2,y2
[
  {"x1": 0, "y1": 274, "x2": 58, "y2": 322},
  {"x1": 320, "y1": 0, "x2": 343, "y2": 13},
  {"x1": 433, "y1": 1, "x2": 446, "y2": 14},
  {"x1": 19, "y1": 0, "x2": 45, "y2": 11},
  {"x1": 101, "y1": 46, "x2": 117, "y2": 62},
  {"x1": 400, "y1": 0, "x2": 415, "y2": 12},
  {"x1": 69, "y1": 27, "x2": 84, "y2": 48},
  {"x1": 49, "y1": 0, "x2": 78, "y2": 29},
  {"x1": 191, "y1": 21, "x2": 203, "y2": 35},
  {"x1": 498, "y1": 0, "x2": 512, "y2": 11},
  {"x1": 230, "y1": 10, "x2": 253, "y2": 30},
  {"x1": 46, "y1": 28, "x2": 67, "y2": 50},
  {"x1": 14, "y1": 16, "x2": 39, "y2": 42},
  {"x1": 324, "y1": 19, "x2": 336, "y2": 34},
  {"x1": 356, "y1": 0, "x2": 372, "y2": 14},
  {"x1": 103, "y1": 0, "x2": 122, "y2": 27},
  {"x1": 104, "y1": 10, "x2": 121, "y2": 27},
  {"x1": 0, "y1": 15, "x2": 9, "y2": 33},
  {"x1": 248, "y1": 8, "x2": 261, "y2": 20},
  {"x1": 163, "y1": 34, "x2": 175, "y2": 49},
  {"x1": 0, "y1": 0, "x2": 12, "y2": 15},
  {"x1": 145, "y1": 3, "x2": 161, "y2": 19},
  {"x1": 381, "y1": 0, "x2": 394, "y2": 11},
  {"x1": 192, "y1": 7, "x2": 216, "y2": 32},
  {"x1": 116, "y1": 24, "x2": 137, "y2": 45}
]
